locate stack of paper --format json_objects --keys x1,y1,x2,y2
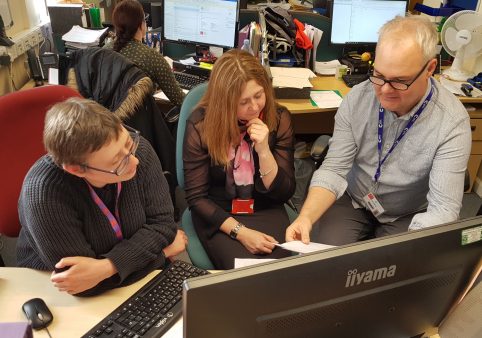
[
  {"x1": 62, "y1": 25, "x2": 108, "y2": 49},
  {"x1": 314, "y1": 60, "x2": 341, "y2": 75},
  {"x1": 270, "y1": 66, "x2": 316, "y2": 89}
]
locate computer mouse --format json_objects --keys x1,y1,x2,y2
[{"x1": 22, "y1": 298, "x2": 53, "y2": 330}]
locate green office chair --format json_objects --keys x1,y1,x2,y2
[{"x1": 176, "y1": 83, "x2": 215, "y2": 270}]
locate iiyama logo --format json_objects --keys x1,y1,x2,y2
[{"x1": 345, "y1": 265, "x2": 396, "y2": 287}]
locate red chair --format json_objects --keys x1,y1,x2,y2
[{"x1": 0, "y1": 85, "x2": 81, "y2": 265}]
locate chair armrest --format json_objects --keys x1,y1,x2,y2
[{"x1": 310, "y1": 134, "x2": 330, "y2": 164}]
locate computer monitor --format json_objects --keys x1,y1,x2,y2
[
  {"x1": 330, "y1": 0, "x2": 407, "y2": 45},
  {"x1": 183, "y1": 216, "x2": 482, "y2": 338},
  {"x1": 162, "y1": 0, "x2": 239, "y2": 50}
]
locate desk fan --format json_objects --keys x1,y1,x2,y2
[{"x1": 440, "y1": 10, "x2": 482, "y2": 81}]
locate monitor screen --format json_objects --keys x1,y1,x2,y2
[
  {"x1": 163, "y1": 0, "x2": 239, "y2": 49},
  {"x1": 330, "y1": 0, "x2": 407, "y2": 44},
  {"x1": 183, "y1": 217, "x2": 482, "y2": 338}
]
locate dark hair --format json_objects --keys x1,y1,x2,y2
[{"x1": 112, "y1": 0, "x2": 144, "y2": 52}]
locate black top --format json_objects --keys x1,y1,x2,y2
[{"x1": 17, "y1": 138, "x2": 177, "y2": 296}]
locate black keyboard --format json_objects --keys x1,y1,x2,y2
[
  {"x1": 342, "y1": 73, "x2": 369, "y2": 88},
  {"x1": 82, "y1": 260, "x2": 209, "y2": 338},
  {"x1": 173, "y1": 71, "x2": 208, "y2": 90}
]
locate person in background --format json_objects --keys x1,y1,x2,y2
[
  {"x1": 286, "y1": 15, "x2": 471, "y2": 245},
  {"x1": 110, "y1": 0, "x2": 184, "y2": 106},
  {"x1": 17, "y1": 98, "x2": 187, "y2": 296},
  {"x1": 183, "y1": 49, "x2": 295, "y2": 269}
]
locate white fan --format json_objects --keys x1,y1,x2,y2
[{"x1": 440, "y1": 10, "x2": 482, "y2": 81}]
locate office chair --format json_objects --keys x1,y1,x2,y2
[
  {"x1": 176, "y1": 83, "x2": 215, "y2": 270},
  {"x1": 0, "y1": 85, "x2": 81, "y2": 266}
]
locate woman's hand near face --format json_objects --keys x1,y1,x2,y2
[{"x1": 246, "y1": 118, "x2": 270, "y2": 156}]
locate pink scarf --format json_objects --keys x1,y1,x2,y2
[{"x1": 226, "y1": 131, "x2": 254, "y2": 199}]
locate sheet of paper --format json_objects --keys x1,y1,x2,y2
[
  {"x1": 277, "y1": 241, "x2": 336, "y2": 254},
  {"x1": 314, "y1": 60, "x2": 341, "y2": 75},
  {"x1": 62, "y1": 25, "x2": 108, "y2": 44},
  {"x1": 48, "y1": 68, "x2": 59, "y2": 85},
  {"x1": 440, "y1": 76, "x2": 482, "y2": 98},
  {"x1": 272, "y1": 76, "x2": 313, "y2": 89},
  {"x1": 162, "y1": 318, "x2": 183, "y2": 338},
  {"x1": 179, "y1": 57, "x2": 197, "y2": 65},
  {"x1": 154, "y1": 88, "x2": 189, "y2": 101},
  {"x1": 234, "y1": 258, "x2": 277, "y2": 269},
  {"x1": 310, "y1": 90, "x2": 343, "y2": 108},
  {"x1": 270, "y1": 66, "x2": 316, "y2": 79}
]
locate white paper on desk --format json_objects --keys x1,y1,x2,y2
[
  {"x1": 272, "y1": 76, "x2": 313, "y2": 89},
  {"x1": 235, "y1": 258, "x2": 276, "y2": 269},
  {"x1": 179, "y1": 57, "x2": 197, "y2": 65},
  {"x1": 62, "y1": 25, "x2": 108, "y2": 44},
  {"x1": 277, "y1": 241, "x2": 336, "y2": 254},
  {"x1": 315, "y1": 60, "x2": 341, "y2": 75},
  {"x1": 310, "y1": 91, "x2": 343, "y2": 108},
  {"x1": 440, "y1": 77, "x2": 482, "y2": 98},
  {"x1": 154, "y1": 88, "x2": 189, "y2": 101},
  {"x1": 270, "y1": 67, "x2": 316, "y2": 79}
]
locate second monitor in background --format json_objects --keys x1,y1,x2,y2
[{"x1": 162, "y1": 0, "x2": 239, "y2": 51}]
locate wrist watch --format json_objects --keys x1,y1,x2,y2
[{"x1": 230, "y1": 222, "x2": 244, "y2": 239}]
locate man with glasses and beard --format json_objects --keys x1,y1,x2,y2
[
  {"x1": 286, "y1": 16, "x2": 471, "y2": 246},
  {"x1": 17, "y1": 98, "x2": 187, "y2": 296}
]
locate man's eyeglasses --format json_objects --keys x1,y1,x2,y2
[
  {"x1": 369, "y1": 60, "x2": 430, "y2": 91},
  {"x1": 82, "y1": 125, "x2": 140, "y2": 176}
]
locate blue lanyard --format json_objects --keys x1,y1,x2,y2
[{"x1": 374, "y1": 80, "x2": 434, "y2": 182}]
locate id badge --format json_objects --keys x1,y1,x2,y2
[
  {"x1": 231, "y1": 198, "x2": 254, "y2": 214},
  {"x1": 363, "y1": 192, "x2": 385, "y2": 217}
]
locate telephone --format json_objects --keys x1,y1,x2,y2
[
  {"x1": 26, "y1": 48, "x2": 43, "y2": 86},
  {"x1": 39, "y1": 52, "x2": 59, "y2": 81}
]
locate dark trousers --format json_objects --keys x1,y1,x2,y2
[{"x1": 312, "y1": 194, "x2": 415, "y2": 246}]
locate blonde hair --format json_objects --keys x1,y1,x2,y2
[
  {"x1": 44, "y1": 98, "x2": 122, "y2": 165},
  {"x1": 378, "y1": 15, "x2": 439, "y2": 63},
  {"x1": 198, "y1": 49, "x2": 277, "y2": 166}
]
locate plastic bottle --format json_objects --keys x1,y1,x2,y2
[{"x1": 241, "y1": 39, "x2": 254, "y2": 56}]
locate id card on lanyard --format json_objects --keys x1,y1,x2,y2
[
  {"x1": 85, "y1": 180, "x2": 123, "y2": 240},
  {"x1": 364, "y1": 79, "x2": 435, "y2": 216}
]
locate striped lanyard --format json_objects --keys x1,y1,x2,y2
[
  {"x1": 374, "y1": 79, "x2": 434, "y2": 183},
  {"x1": 85, "y1": 181, "x2": 123, "y2": 240}
]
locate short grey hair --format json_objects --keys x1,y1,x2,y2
[{"x1": 378, "y1": 15, "x2": 439, "y2": 63}]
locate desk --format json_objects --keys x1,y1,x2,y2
[
  {"x1": 0, "y1": 267, "x2": 445, "y2": 338},
  {"x1": 278, "y1": 76, "x2": 351, "y2": 135},
  {"x1": 0, "y1": 268, "x2": 182, "y2": 338}
]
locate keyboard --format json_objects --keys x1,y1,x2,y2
[
  {"x1": 173, "y1": 71, "x2": 208, "y2": 90},
  {"x1": 82, "y1": 260, "x2": 209, "y2": 338},
  {"x1": 342, "y1": 73, "x2": 369, "y2": 88}
]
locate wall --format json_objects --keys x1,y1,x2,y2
[{"x1": 0, "y1": 1, "x2": 48, "y2": 95}]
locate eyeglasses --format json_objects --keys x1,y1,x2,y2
[
  {"x1": 369, "y1": 60, "x2": 430, "y2": 91},
  {"x1": 82, "y1": 125, "x2": 140, "y2": 176},
  {"x1": 144, "y1": 13, "x2": 150, "y2": 21}
]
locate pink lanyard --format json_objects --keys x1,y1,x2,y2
[{"x1": 85, "y1": 181, "x2": 123, "y2": 240}]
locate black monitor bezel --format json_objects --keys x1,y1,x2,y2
[
  {"x1": 183, "y1": 216, "x2": 482, "y2": 338},
  {"x1": 161, "y1": 0, "x2": 240, "y2": 51}
]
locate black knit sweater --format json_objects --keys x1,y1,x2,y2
[{"x1": 17, "y1": 138, "x2": 177, "y2": 296}]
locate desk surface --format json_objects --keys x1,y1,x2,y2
[{"x1": 0, "y1": 268, "x2": 182, "y2": 338}]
